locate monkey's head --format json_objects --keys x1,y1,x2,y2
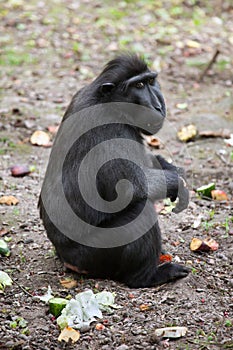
[{"x1": 94, "y1": 54, "x2": 166, "y2": 135}]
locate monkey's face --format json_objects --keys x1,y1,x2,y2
[
  {"x1": 99, "y1": 71, "x2": 166, "y2": 136},
  {"x1": 123, "y1": 72, "x2": 166, "y2": 135}
]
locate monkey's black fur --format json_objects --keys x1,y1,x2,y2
[{"x1": 39, "y1": 54, "x2": 189, "y2": 288}]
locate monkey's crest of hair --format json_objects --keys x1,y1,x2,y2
[{"x1": 97, "y1": 54, "x2": 149, "y2": 85}]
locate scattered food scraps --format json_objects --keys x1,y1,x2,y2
[
  {"x1": 95, "y1": 323, "x2": 105, "y2": 330},
  {"x1": 177, "y1": 124, "x2": 197, "y2": 142},
  {"x1": 57, "y1": 290, "x2": 121, "y2": 330},
  {"x1": 0, "y1": 195, "x2": 19, "y2": 206},
  {"x1": 58, "y1": 326, "x2": 80, "y2": 343},
  {"x1": 0, "y1": 239, "x2": 10, "y2": 257},
  {"x1": 47, "y1": 124, "x2": 59, "y2": 134},
  {"x1": 176, "y1": 102, "x2": 188, "y2": 110},
  {"x1": 154, "y1": 326, "x2": 188, "y2": 338},
  {"x1": 196, "y1": 183, "x2": 215, "y2": 198},
  {"x1": 49, "y1": 298, "x2": 68, "y2": 317},
  {"x1": 211, "y1": 190, "x2": 229, "y2": 201},
  {"x1": 37, "y1": 285, "x2": 54, "y2": 303},
  {"x1": 11, "y1": 164, "x2": 35, "y2": 177},
  {"x1": 190, "y1": 237, "x2": 219, "y2": 252},
  {"x1": 159, "y1": 254, "x2": 172, "y2": 263},
  {"x1": 30, "y1": 130, "x2": 51, "y2": 147},
  {"x1": 0, "y1": 271, "x2": 13, "y2": 291}
]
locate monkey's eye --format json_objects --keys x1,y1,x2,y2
[
  {"x1": 135, "y1": 82, "x2": 144, "y2": 89},
  {"x1": 148, "y1": 78, "x2": 155, "y2": 85}
]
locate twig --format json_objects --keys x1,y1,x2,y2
[
  {"x1": 216, "y1": 151, "x2": 230, "y2": 166},
  {"x1": 198, "y1": 48, "x2": 220, "y2": 82},
  {"x1": 11, "y1": 276, "x2": 34, "y2": 297}
]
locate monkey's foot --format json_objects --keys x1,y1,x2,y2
[{"x1": 64, "y1": 262, "x2": 89, "y2": 274}]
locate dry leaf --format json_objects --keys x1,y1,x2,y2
[
  {"x1": 30, "y1": 130, "x2": 51, "y2": 147},
  {"x1": 58, "y1": 326, "x2": 80, "y2": 343},
  {"x1": 199, "y1": 129, "x2": 231, "y2": 139},
  {"x1": 59, "y1": 278, "x2": 78, "y2": 289},
  {"x1": 139, "y1": 304, "x2": 151, "y2": 311},
  {"x1": 146, "y1": 136, "x2": 161, "y2": 148},
  {"x1": 0, "y1": 228, "x2": 8, "y2": 236},
  {"x1": 186, "y1": 40, "x2": 201, "y2": 48},
  {"x1": 0, "y1": 196, "x2": 19, "y2": 206}
]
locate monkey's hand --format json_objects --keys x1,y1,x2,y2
[{"x1": 172, "y1": 176, "x2": 189, "y2": 214}]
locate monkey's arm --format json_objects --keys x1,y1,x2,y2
[{"x1": 145, "y1": 161, "x2": 189, "y2": 213}]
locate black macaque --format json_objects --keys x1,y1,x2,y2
[{"x1": 39, "y1": 54, "x2": 189, "y2": 288}]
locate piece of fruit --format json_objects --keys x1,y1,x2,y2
[
  {"x1": 211, "y1": 190, "x2": 228, "y2": 201},
  {"x1": 30, "y1": 130, "x2": 50, "y2": 146},
  {"x1": 58, "y1": 326, "x2": 80, "y2": 343},
  {"x1": 196, "y1": 183, "x2": 215, "y2": 198},
  {"x1": 190, "y1": 237, "x2": 219, "y2": 252},
  {"x1": 49, "y1": 298, "x2": 68, "y2": 317},
  {"x1": 177, "y1": 124, "x2": 197, "y2": 142},
  {"x1": 159, "y1": 254, "x2": 172, "y2": 263},
  {"x1": 0, "y1": 239, "x2": 10, "y2": 257},
  {"x1": 95, "y1": 323, "x2": 105, "y2": 330},
  {"x1": 11, "y1": 165, "x2": 32, "y2": 177}
]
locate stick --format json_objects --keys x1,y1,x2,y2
[{"x1": 198, "y1": 48, "x2": 220, "y2": 82}]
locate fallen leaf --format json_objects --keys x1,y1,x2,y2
[
  {"x1": 59, "y1": 278, "x2": 78, "y2": 289},
  {"x1": 58, "y1": 326, "x2": 80, "y2": 343},
  {"x1": 95, "y1": 323, "x2": 105, "y2": 330},
  {"x1": 177, "y1": 124, "x2": 197, "y2": 142},
  {"x1": 199, "y1": 129, "x2": 231, "y2": 139},
  {"x1": 0, "y1": 196, "x2": 19, "y2": 206},
  {"x1": 139, "y1": 304, "x2": 151, "y2": 311},
  {"x1": 154, "y1": 326, "x2": 188, "y2": 338},
  {"x1": 190, "y1": 237, "x2": 219, "y2": 252},
  {"x1": 186, "y1": 39, "x2": 201, "y2": 48},
  {"x1": 211, "y1": 190, "x2": 229, "y2": 201},
  {"x1": 146, "y1": 136, "x2": 161, "y2": 148},
  {"x1": 0, "y1": 228, "x2": 8, "y2": 236},
  {"x1": 30, "y1": 130, "x2": 51, "y2": 147}
]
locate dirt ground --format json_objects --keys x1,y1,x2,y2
[{"x1": 0, "y1": 1, "x2": 233, "y2": 349}]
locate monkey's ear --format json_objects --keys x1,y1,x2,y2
[{"x1": 100, "y1": 83, "x2": 115, "y2": 95}]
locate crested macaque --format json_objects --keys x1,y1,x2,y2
[{"x1": 39, "y1": 54, "x2": 189, "y2": 288}]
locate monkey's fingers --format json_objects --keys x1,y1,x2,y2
[{"x1": 172, "y1": 179, "x2": 189, "y2": 213}]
